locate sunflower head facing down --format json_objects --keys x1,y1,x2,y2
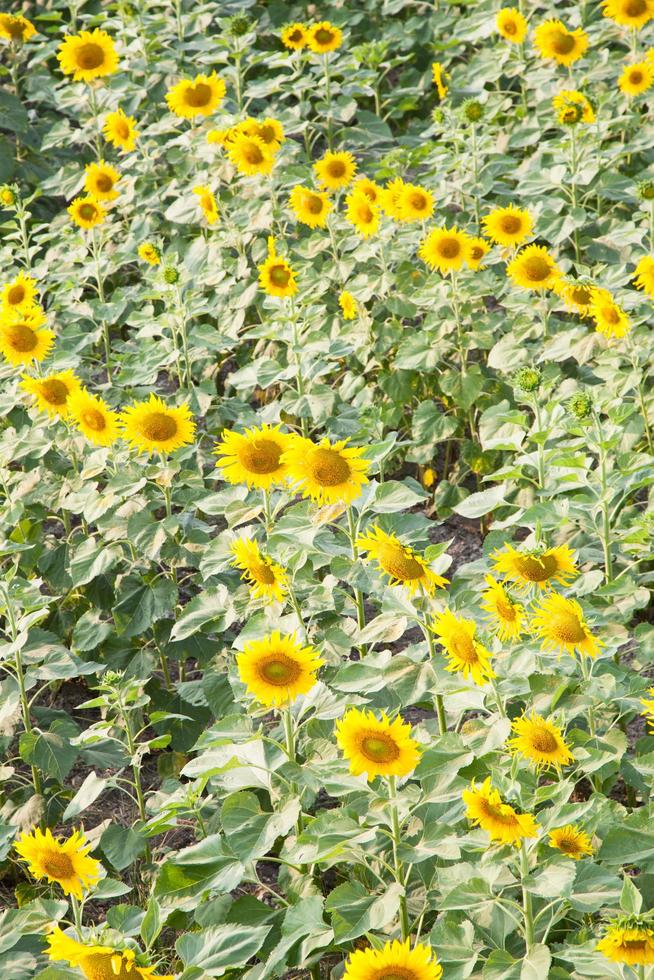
[
  {"x1": 336, "y1": 708, "x2": 420, "y2": 781},
  {"x1": 602, "y1": 0, "x2": 654, "y2": 29},
  {"x1": 531, "y1": 592, "x2": 602, "y2": 659},
  {"x1": 314, "y1": 150, "x2": 357, "y2": 191},
  {"x1": 491, "y1": 542, "x2": 578, "y2": 591},
  {"x1": 21, "y1": 369, "x2": 81, "y2": 418},
  {"x1": 215, "y1": 423, "x2": 291, "y2": 490},
  {"x1": 193, "y1": 185, "x2": 219, "y2": 225},
  {"x1": 103, "y1": 107, "x2": 139, "y2": 152},
  {"x1": 46, "y1": 927, "x2": 173, "y2": 980},
  {"x1": 258, "y1": 237, "x2": 297, "y2": 298},
  {"x1": 431, "y1": 62, "x2": 449, "y2": 100},
  {"x1": 430, "y1": 608, "x2": 495, "y2": 686},
  {"x1": 343, "y1": 939, "x2": 443, "y2": 980},
  {"x1": 120, "y1": 394, "x2": 195, "y2": 455},
  {"x1": 549, "y1": 824, "x2": 594, "y2": 860},
  {"x1": 68, "y1": 196, "x2": 106, "y2": 230},
  {"x1": 166, "y1": 72, "x2": 226, "y2": 119},
  {"x1": 506, "y1": 244, "x2": 561, "y2": 291},
  {"x1": 57, "y1": 29, "x2": 119, "y2": 83},
  {"x1": 357, "y1": 525, "x2": 448, "y2": 595},
  {"x1": 0, "y1": 14, "x2": 36, "y2": 43},
  {"x1": 619, "y1": 61, "x2": 654, "y2": 96},
  {"x1": 289, "y1": 185, "x2": 333, "y2": 228},
  {"x1": 496, "y1": 7, "x2": 528, "y2": 43},
  {"x1": 419, "y1": 226, "x2": 471, "y2": 275},
  {"x1": 480, "y1": 575, "x2": 525, "y2": 641},
  {"x1": 282, "y1": 436, "x2": 370, "y2": 506},
  {"x1": 0, "y1": 308, "x2": 55, "y2": 366},
  {"x1": 68, "y1": 389, "x2": 121, "y2": 447},
  {"x1": 641, "y1": 687, "x2": 654, "y2": 731},
  {"x1": 307, "y1": 20, "x2": 343, "y2": 54},
  {"x1": 281, "y1": 23, "x2": 308, "y2": 50},
  {"x1": 345, "y1": 190, "x2": 380, "y2": 238},
  {"x1": 2, "y1": 270, "x2": 38, "y2": 313},
  {"x1": 339, "y1": 290, "x2": 358, "y2": 319},
  {"x1": 552, "y1": 89, "x2": 595, "y2": 125},
  {"x1": 237, "y1": 631, "x2": 322, "y2": 706},
  {"x1": 84, "y1": 160, "x2": 121, "y2": 202},
  {"x1": 533, "y1": 19, "x2": 589, "y2": 66},
  {"x1": 508, "y1": 711, "x2": 574, "y2": 770},
  {"x1": 230, "y1": 537, "x2": 287, "y2": 603},
  {"x1": 589, "y1": 287, "x2": 631, "y2": 339},
  {"x1": 14, "y1": 828, "x2": 102, "y2": 899},
  {"x1": 482, "y1": 206, "x2": 533, "y2": 247},
  {"x1": 597, "y1": 919, "x2": 654, "y2": 965},
  {"x1": 462, "y1": 777, "x2": 540, "y2": 847}
]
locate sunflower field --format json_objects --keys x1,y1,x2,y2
[{"x1": 5, "y1": 0, "x2": 654, "y2": 978}]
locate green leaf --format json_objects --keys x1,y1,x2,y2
[
  {"x1": 170, "y1": 586, "x2": 237, "y2": 641},
  {"x1": 112, "y1": 576, "x2": 177, "y2": 638},
  {"x1": 177, "y1": 923, "x2": 272, "y2": 972},
  {"x1": 100, "y1": 824, "x2": 148, "y2": 871},
  {"x1": 453, "y1": 483, "x2": 509, "y2": 519},
  {"x1": 155, "y1": 835, "x2": 244, "y2": 899},
  {"x1": 325, "y1": 881, "x2": 402, "y2": 942},
  {"x1": 19, "y1": 722, "x2": 77, "y2": 782},
  {"x1": 62, "y1": 772, "x2": 108, "y2": 821},
  {"x1": 620, "y1": 873, "x2": 643, "y2": 914},
  {"x1": 221, "y1": 792, "x2": 301, "y2": 863}
]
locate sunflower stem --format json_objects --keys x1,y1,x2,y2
[
  {"x1": 592, "y1": 411, "x2": 614, "y2": 584},
  {"x1": 174, "y1": 284, "x2": 192, "y2": 388},
  {"x1": 70, "y1": 895, "x2": 84, "y2": 938},
  {"x1": 579, "y1": 654, "x2": 597, "y2": 740},
  {"x1": 87, "y1": 83, "x2": 103, "y2": 160},
  {"x1": 90, "y1": 227, "x2": 112, "y2": 383},
  {"x1": 346, "y1": 507, "x2": 366, "y2": 636},
  {"x1": 323, "y1": 54, "x2": 333, "y2": 150},
  {"x1": 283, "y1": 705, "x2": 295, "y2": 763},
  {"x1": 520, "y1": 842, "x2": 535, "y2": 953},
  {"x1": 489, "y1": 675, "x2": 507, "y2": 719},
  {"x1": 422, "y1": 622, "x2": 447, "y2": 735},
  {"x1": 262, "y1": 488, "x2": 273, "y2": 532},
  {"x1": 388, "y1": 776, "x2": 410, "y2": 941}
]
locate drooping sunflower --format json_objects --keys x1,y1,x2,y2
[
  {"x1": 314, "y1": 150, "x2": 357, "y2": 191},
  {"x1": 339, "y1": 290, "x2": 358, "y2": 320},
  {"x1": 68, "y1": 389, "x2": 121, "y2": 447},
  {"x1": 57, "y1": 29, "x2": 119, "y2": 83},
  {"x1": 343, "y1": 939, "x2": 443, "y2": 980},
  {"x1": 491, "y1": 543, "x2": 578, "y2": 591},
  {"x1": 588, "y1": 286, "x2": 631, "y2": 339},
  {"x1": 357, "y1": 525, "x2": 448, "y2": 595},
  {"x1": 166, "y1": 72, "x2": 226, "y2": 119},
  {"x1": 193, "y1": 185, "x2": 219, "y2": 225},
  {"x1": 496, "y1": 7, "x2": 528, "y2": 43},
  {"x1": 281, "y1": 23, "x2": 308, "y2": 50},
  {"x1": 68, "y1": 196, "x2": 106, "y2": 230},
  {"x1": 0, "y1": 14, "x2": 36, "y2": 42},
  {"x1": 467, "y1": 237, "x2": 491, "y2": 270},
  {"x1": 288, "y1": 185, "x2": 332, "y2": 228},
  {"x1": 237, "y1": 631, "x2": 322, "y2": 706},
  {"x1": 336, "y1": 708, "x2": 420, "y2": 781},
  {"x1": 508, "y1": 712, "x2": 574, "y2": 770},
  {"x1": 602, "y1": 0, "x2": 654, "y2": 29},
  {"x1": 138, "y1": 242, "x2": 161, "y2": 266},
  {"x1": 641, "y1": 687, "x2": 654, "y2": 730},
  {"x1": 84, "y1": 160, "x2": 120, "y2": 202},
  {"x1": 552, "y1": 89, "x2": 595, "y2": 125},
  {"x1": 463, "y1": 778, "x2": 540, "y2": 846},
  {"x1": 634, "y1": 255, "x2": 654, "y2": 296},
  {"x1": 431, "y1": 62, "x2": 449, "y2": 100},
  {"x1": 554, "y1": 277, "x2": 594, "y2": 316},
  {"x1": 430, "y1": 609, "x2": 495, "y2": 686},
  {"x1": 380, "y1": 177, "x2": 406, "y2": 219},
  {"x1": 307, "y1": 20, "x2": 343, "y2": 54},
  {"x1": 1, "y1": 270, "x2": 38, "y2": 313},
  {"x1": 531, "y1": 592, "x2": 602, "y2": 659},
  {"x1": 14, "y1": 828, "x2": 101, "y2": 899},
  {"x1": 345, "y1": 190, "x2": 380, "y2": 238},
  {"x1": 549, "y1": 824, "x2": 594, "y2": 860},
  {"x1": 619, "y1": 60, "x2": 654, "y2": 95},
  {"x1": 482, "y1": 206, "x2": 533, "y2": 247},
  {"x1": 597, "y1": 920, "x2": 654, "y2": 965},
  {"x1": 228, "y1": 133, "x2": 274, "y2": 176},
  {"x1": 230, "y1": 537, "x2": 287, "y2": 603},
  {"x1": 0, "y1": 309, "x2": 55, "y2": 366},
  {"x1": 480, "y1": 575, "x2": 525, "y2": 641},
  {"x1": 282, "y1": 436, "x2": 370, "y2": 506},
  {"x1": 47, "y1": 927, "x2": 173, "y2": 980},
  {"x1": 419, "y1": 226, "x2": 471, "y2": 275},
  {"x1": 506, "y1": 244, "x2": 561, "y2": 291},
  {"x1": 103, "y1": 107, "x2": 139, "y2": 153},
  {"x1": 120, "y1": 394, "x2": 195, "y2": 455},
  {"x1": 20, "y1": 369, "x2": 82, "y2": 418},
  {"x1": 258, "y1": 237, "x2": 297, "y2": 298},
  {"x1": 533, "y1": 19, "x2": 589, "y2": 66},
  {"x1": 395, "y1": 183, "x2": 435, "y2": 223},
  {"x1": 215, "y1": 424, "x2": 292, "y2": 490},
  {"x1": 352, "y1": 176, "x2": 383, "y2": 204}
]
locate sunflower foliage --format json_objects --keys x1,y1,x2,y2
[{"x1": 3, "y1": 0, "x2": 654, "y2": 978}]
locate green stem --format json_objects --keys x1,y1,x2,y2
[
  {"x1": 388, "y1": 776, "x2": 410, "y2": 941},
  {"x1": 579, "y1": 655, "x2": 597, "y2": 739},
  {"x1": 71, "y1": 895, "x2": 84, "y2": 938},
  {"x1": 346, "y1": 508, "x2": 366, "y2": 633},
  {"x1": 159, "y1": 651, "x2": 173, "y2": 691},
  {"x1": 423, "y1": 622, "x2": 447, "y2": 735},
  {"x1": 324, "y1": 55, "x2": 333, "y2": 150},
  {"x1": 533, "y1": 400, "x2": 546, "y2": 491},
  {"x1": 593, "y1": 413, "x2": 613, "y2": 584},
  {"x1": 87, "y1": 84, "x2": 103, "y2": 159},
  {"x1": 489, "y1": 675, "x2": 506, "y2": 719},
  {"x1": 175, "y1": 284, "x2": 192, "y2": 387},
  {"x1": 262, "y1": 488, "x2": 273, "y2": 533},
  {"x1": 17, "y1": 205, "x2": 31, "y2": 269},
  {"x1": 520, "y1": 842, "x2": 534, "y2": 953},
  {"x1": 90, "y1": 228, "x2": 112, "y2": 382},
  {"x1": 283, "y1": 705, "x2": 295, "y2": 763}
]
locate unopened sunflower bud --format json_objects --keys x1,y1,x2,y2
[
  {"x1": 0, "y1": 185, "x2": 16, "y2": 207},
  {"x1": 461, "y1": 99, "x2": 484, "y2": 123},
  {"x1": 227, "y1": 15, "x2": 252, "y2": 37},
  {"x1": 638, "y1": 179, "x2": 654, "y2": 201},
  {"x1": 569, "y1": 391, "x2": 592, "y2": 419},
  {"x1": 431, "y1": 107, "x2": 445, "y2": 126},
  {"x1": 513, "y1": 366, "x2": 541, "y2": 393},
  {"x1": 163, "y1": 265, "x2": 180, "y2": 284}
]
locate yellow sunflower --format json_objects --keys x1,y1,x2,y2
[
  {"x1": 166, "y1": 72, "x2": 226, "y2": 119},
  {"x1": 84, "y1": 160, "x2": 120, "y2": 202},
  {"x1": 0, "y1": 309, "x2": 54, "y2": 366},
  {"x1": 602, "y1": 0, "x2": 654, "y2": 29},
  {"x1": 589, "y1": 286, "x2": 631, "y2": 339},
  {"x1": 336, "y1": 708, "x2": 420, "y2": 781},
  {"x1": 431, "y1": 62, "x2": 449, "y2": 100},
  {"x1": 282, "y1": 23, "x2": 308, "y2": 50},
  {"x1": 215, "y1": 423, "x2": 292, "y2": 490},
  {"x1": 531, "y1": 592, "x2": 602, "y2": 658},
  {"x1": 345, "y1": 190, "x2": 380, "y2": 238},
  {"x1": 47, "y1": 927, "x2": 172, "y2": 980},
  {"x1": 1, "y1": 270, "x2": 38, "y2": 313},
  {"x1": 380, "y1": 177, "x2": 406, "y2": 219},
  {"x1": 343, "y1": 939, "x2": 443, "y2": 980},
  {"x1": 554, "y1": 277, "x2": 594, "y2": 316},
  {"x1": 307, "y1": 21, "x2": 343, "y2": 54},
  {"x1": 552, "y1": 89, "x2": 595, "y2": 125},
  {"x1": 641, "y1": 687, "x2": 654, "y2": 730},
  {"x1": 282, "y1": 436, "x2": 370, "y2": 505},
  {"x1": 419, "y1": 226, "x2": 471, "y2": 274},
  {"x1": 68, "y1": 389, "x2": 121, "y2": 447},
  {"x1": 288, "y1": 185, "x2": 332, "y2": 228},
  {"x1": 508, "y1": 712, "x2": 574, "y2": 770},
  {"x1": 467, "y1": 237, "x2": 491, "y2": 270},
  {"x1": 103, "y1": 107, "x2": 139, "y2": 152},
  {"x1": 480, "y1": 575, "x2": 525, "y2": 641},
  {"x1": 634, "y1": 255, "x2": 654, "y2": 296},
  {"x1": 0, "y1": 14, "x2": 36, "y2": 43},
  {"x1": 620, "y1": 60, "x2": 654, "y2": 95},
  {"x1": 258, "y1": 237, "x2": 297, "y2": 298},
  {"x1": 482, "y1": 206, "x2": 533, "y2": 247},
  {"x1": 357, "y1": 525, "x2": 448, "y2": 595},
  {"x1": 206, "y1": 127, "x2": 232, "y2": 147},
  {"x1": 597, "y1": 922, "x2": 654, "y2": 965},
  {"x1": 314, "y1": 150, "x2": 357, "y2": 191},
  {"x1": 138, "y1": 242, "x2": 161, "y2": 265},
  {"x1": 68, "y1": 196, "x2": 106, "y2": 230},
  {"x1": 20, "y1": 369, "x2": 81, "y2": 418},
  {"x1": 491, "y1": 543, "x2": 578, "y2": 591},
  {"x1": 533, "y1": 20, "x2": 589, "y2": 66},
  {"x1": 237, "y1": 631, "x2": 322, "y2": 706},
  {"x1": 253, "y1": 118, "x2": 285, "y2": 151},
  {"x1": 193, "y1": 184, "x2": 219, "y2": 225},
  {"x1": 120, "y1": 394, "x2": 195, "y2": 455},
  {"x1": 14, "y1": 828, "x2": 101, "y2": 899},
  {"x1": 230, "y1": 537, "x2": 287, "y2": 603},
  {"x1": 496, "y1": 7, "x2": 528, "y2": 43},
  {"x1": 228, "y1": 133, "x2": 274, "y2": 176},
  {"x1": 507, "y1": 244, "x2": 561, "y2": 291},
  {"x1": 549, "y1": 824, "x2": 594, "y2": 859},
  {"x1": 352, "y1": 176, "x2": 383, "y2": 204},
  {"x1": 430, "y1": 608, "x2": 495, "y2": 686},
  {"x1": 57, "y1": 29, "x2": 119, "y2": 83},
  {"x1": 395, "y1": 183, "x2": 435, "y2": 223},
  {"x1": 339, "y1": 290, "x2": 358, "y2": 319},
  {"x1": 463, "y1": 778, "x2": 540, "y2": 846}
]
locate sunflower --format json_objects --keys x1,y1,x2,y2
[
  {"x1": 336, "y1": 708, "x2": 420, "y2": 781},
  {"x1": 352, "y1": 177, "x2": 383, "y2": 204},
  {"x1": 314, "y1": 150, "x2": 357, "y2": 191},
  {"x1": 620, "y1": 60, "x2": 654, "y2": 95},
  {"x1": 57, "y1": 29, "x2": 119, "y2": 83},
  {"x1": 68, "y1": 196, "x2": 106, "y2": 230},
  {"x1": 430, "y1": 609, "x2": 495, "y2": 686},
  {"x1": 480, "y1": 575, "x2": 525, "y2": 641},
  {"x1": 0, "y1": 309, "x2": 54, "y2": 366},
  {"x1": 46, "y1": 927, "x2": 172, "y2": 980},
  {"x1": 1, "y1": 270, "x2": 38, "y2": 313},
  {"x1": 254, "y1": 118, "x2": 285, "y2": 151},
  {"x1": 282, "y1": 23, "x2": 308, "y2": 50},
  {"x1": 206, "y1": 127, "x2": 232, "y2": 146},
  {"x1": 419, "y1": 226, "x2": 471, "y2": 274},
  {"x1": 21, "y1": 369, "x2": 81, "y2": 418},
  {"x1": 552, "y1": 89, "x2": 595, "y2": 125},
  {"x1": 258, "y1": 237, "x2": 297, "y2": 298},
  {"x1": 193, "y1": 185, "x2": 219, "y2": 225},
  {"x1": 508, "y1": 712, "x2": 574, "y2": 770},
  {"x1": 228, "y1": 133, "x2": 274, "y2": 176},
  {"x1": 166, "y1": 72, "x2": 226, "y2": 119},
  {"x1": 230, "y1": 537, "x2": 287, "y2": 603},
  {"x1": 237, "y1": 631, "x2": 322, "y2": 706},
  {"x1": 103, "y1": 107, "x2": 139, "y2": 152},
  {"x1": 634, "y1": 255, "x2": 654, "y2": 296},
  {"x1": 0, "y1": 14, "x2": 36, "y2": 42},
  {"x1": 431, "y1": 62, "x2": 449, "y2": 100},
  {"x1": 496, "y1": 7, "x2": 528, "y2": 43},
  {"x1": 589, "y1": 287, "x2": 631, "y2": 339},
  {"x1": 357, "y1": 525, "x2": 448, "y2": 595},
  {"x1": 68, "y1": 389, "x2": 121, "y2": 447},
  {"x1": 307, "y1": 21, "x2": 343, "y2": 54},
  {"x1": 482, "y1": 206, "x2": 533, "y2": 247},
  {"x1": 380, "y1": 177, "x2": 406, "y2": 219},
  {"x1": 641, "y1": 687, "x2": 654, "y2": 730},
  {"x1": 602, "y1": 0, "x2": 654, "y2": 28},
  {"x1": 549, "y1": 824, "x2": 594, "y2": 859},
  {"x1": 120, "y1": 394, "x2": 195, "y2": 455},
  {"x1": 492, "y1": 543, "x2": 578, "y2": 591},
  {"x1": 138, "y1": 242, "x2": 161, "y2": 265},
  {"x1": 343, "y1": 939, "x2": 443, "y2": 980},
  {"x1": 533, "y1": 20, "x2": 589, "y2": 66},
  {"x1": 84, "y1": 160, "x2": 120, "y2": 202},
  {"x1": 282, "y1": 436, "x2": 370, "y2": 505},
  {"x1": 554, "y1": 277, "x2": 594, "y2": 316},
  {"x1": 463, "y1": 778, "x2": 540, "y2": 846},
  {"x1": 507, "y1": 244, "x2": 561, "y2": 291},
  {"x1": 215, "y1": 423, "x2": 291, "y2": 490},
  {"x1": 345, "y1": 190, "x2": 380, "y2": 237},
  {"x1": 14, "y1": 828, "x2": 101, "y2": 899},
  {"x1": 597, "y1": 921, "x2": 654, "y2": 965},
  {"x1": 288, "y1": 185, "x2": 332, "y2": 228},
  {"x1": 467, "y1": 237, "x2": 491, "y2": 270},
  {"x1": 531, "y1": 592, "x2": 602, "y2": 658},
  {"x1": 395, "y1": 183, "x2": 435, "y2": 223},
  {"x1": 339, "y1": 290, "x2": 358, "y2": 319}
]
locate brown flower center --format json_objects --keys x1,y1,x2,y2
[
  {"x1": 308, "y1": 447, "x2": 351, "y2": 486},
  {"x1": 451, "y1": 633, "x2": 479, "y2": 664},
  {"x1": 551, "y1": 610, "x2": 586, "y2": 644},
  {"x1": 504, "y1": 19, "x2": 517, "y2": 34},
  {"x1": 529, "y1": 726, "x2": 558, "y2": 754},
  {"x1": 522, "y1": 256, "x2": 553, "y2": 282},
  {"x1": 82, "y1": 408, "x2": 107, "y2": 432},
  {"x1": 570, "y1": 285, "x2": 591, "y2": 305},
  {"x1": 237, "y1": 438, "x2": 283, "y2": 474},
  {"x1": 115, "y1": 119, "x2": 130, "y2": 138},
  {"x1": 79, "y1": 203, "x2": 98, "y2": 221},
  {"x1": 94, "y1": 173, "x2": 114, "y2": 193},
  {"x1": 249, "y1": 559, "x2": 276, "y2": 585},
  {"x1": 379, "y1": 544, "x2": 424, "y2": 582},
  {"x1": 601, "y1": 305, "x2": 621, "y2": 325},
  {"x1": 360, "y1": 733, "x2": 400, "y2": 763},
  {"x1": 76, "y1": 42, "x2": 105, "y2": 70},
  {"x1": 259, "y1": 654, "x2": 301, "y2": 686},
  {"x1": 140, "y1": 412, "x2": 177, "y2": 442},
  {"x1": 289, "y1": 28, "x2": 303, "y2": 43},
  {"x1": 479, "y1": 798, "x2": 517, "y2": 826},
  {"x1": 551, "y1": 30, "x2": 576, "y2": 54},
  {"x1": 315, "y1": 28, "x2": 335, "y2": 45},
  {"x1": 269, "y1": 263, "x2": 291, "y2": 287},
  {"x1": 43, "y1": 850, "x2": 74, "y2": 879},
  {"x1": 438, "y1": 237, "x2": 462, "y2": 259},
  {"x1": 306, "y1": 194, "x2": 324, "y2": 215},
  {"x1": 40, "y1": 379, "x2": 70, "y2": 406},
  {"x1": 495, "y1": 595, "x2": 516, "y2": 621},
  {"x1": 327, "y1": 160, "x2": 346, "y2": 178},
  {"x1": 6, "y1": 284, "x2": 25, "y2": 305},
  {"x1": 243, "y1": 141, "x2": 265, "y2": 164},
  {"x1": 6, "y1": 323, "x2": 37, "y2": 352},
  {"x1": 626, "y1": 0, "x2": 647, "y2": 15},
  {"x1": 500, "y1": 214, "x2": 523, "y2": 234},
  {"x1": 513, "y1": 553, "x2": 558, "y2": 581},
  {"x1": 408, "y1": 191, "x2": 428, "y2": 211},
  {"x1": 184, "y1": 82, "x2": 212, "y2": 107}
]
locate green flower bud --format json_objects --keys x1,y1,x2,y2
[
  {"x1": 163, "y1": 265, "x2": 180, "y2": 285},
  {"x1": 638, "y1": 179, "x2": 654, "y2": 201},
  {"x1": 461, "y1": 99, "x2": 484, "y2": 123},
  {"x1": 513, "y1": 366, "x2": 541, "y2": 393},
  {"x1": 431, "y1": 107, "x2": 445, "y2": 126},
  {"x1": 0, "y1": 185, "x2": 16, "y2": 207},
  {"x1": 227, "y1": 15, "x2": 252, "y2": 37},
  {"x1": 569, "y1": 391, "x2": 592, "y2": 419}
]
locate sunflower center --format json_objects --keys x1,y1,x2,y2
[
  {"x1": 82, "y1": 952, "x2": 134, "y2": 980},
  {"x1": 379, "y1": 544, "x2": 424, "y2": 582},
  {"x1": 94, "y1": 173, "x2": 113, "y2": 193},
  {"x1": 570, "y1": 285, "x2": 591, "y2": 304},
  {"x1": 470, "y1": 245, "x2": 484, "y2": 260},
  {"x1": 622, "y1": 940, "x2": 648, "y2": 953},
  {"x1": 258, "y1": 124, "x2": 277, "y2": 144},
  {"x1": 630, "y1": 69, "x2": 645, "y2": 84},
  {"x1": 374, "y1": 972, "x2": 415, "y2": 980},
  {"x1": 600, "y1": 304, "x2": 620, "y2": 325},
  {"x1": 238, "y1": 438, "x2": 283, "y2": 474},
  {"x1": 409, "y1": 191, "x2": 428, "y2": 210},
  {"x1": 76, "y1": 42, "x2": 105, "y2": 70},
  {"x1": 626, "y1": 0, "x2": 647, "y2": 14},
  {"x1": 140, "y1": 412, "x2": 178, "y2": 442},
  {"x1": 243, "y1": 141, "x2": 265, "y2": 164},
  {"x1": 529, "y1": 727, "x2": 558, "y2": 753},
  {"x1": 495, "y1": 596, "x2": 516, "y2": 621},
  {"x1": 259, "y1": 654, "x2": 301, "y2": 685},
  {"x1": 438, "y1": 237, "x2": 462, "y2": 259},
  {"x1": 557, "y1": 836, "x2": 579, "y2": 854},
  {"x1": 514, "y1": 554, "x2": 558, "y2": 581},
  {"x1": 79, "y1": 203, "x2": 97, "y2": 221},
  {"x1": 289, "y1": 28, "x2": 303, "y2": 43},
  {"x1": 327, "y1": 160, "x2": 346, "y2": 178},
  {"x1": 82, "y1": 408, "x2": 107, "y2": 432},
  {"x1": 185, "y1": 82, "x2": 212, "y2": 107},
  {"x1": 6, "y1": 284, "x2": 25, "y2": 305},
  {"x1": 250, "y1": 559, "x2": 276, "y2": 585},
  {"x1": 357, "y1": 202, "x2": 374, "y2": 223},
  {"x1": 479, "y1": 799, "x2": 517, "y2": 826},
  {"x1": 306, "y1": 194, "x2": 324, "y2": 214},
  {"x1": 551, "y1": 610, "x2": 586, "y2": 643},
  {"x1": 269, "y1": 263, "x2": 291, "y2": 287},
  {"x1": 504, "y1": 19, "x2": 518, "y2": 34},
  {"x1": 561, "y1": 105, "x2": 581, "y2": 123},
  {"x1": 43, "y1": 850, "x2": 75, "y2": 879},
  {"x1": 451, "y1": 634, "x2": 479, "y2": 664},
  {"x1": 7, "y1": 323, "x2": 37, "y2": 352},
  {"x1": 309, "y1": 447, "x2": 351, "y2": 486},
  {"x1": 6, "y1": 19, "x2": 26, "y2": 39},
  {"x1": 551, "y1": 30, "x2": 576, "y2": 54},
  {"x1": 499, "y1": 215, "x2": 522, "y2": 234},
  {"x1": 523, "y1": 256, "x2": 552, "y2": 282},
  {"x1": 115, "y1": 119, "x2": 130, "y2": 138},
  {"x1": 40, "y1": 379, "x2": 70, "y2": 405},
  {"x1": 315, "y1": 28, "x2": 335, "y2": 44},
  {"x1": 360, "y1": 733, "x2": 400, "y2": 763}
]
